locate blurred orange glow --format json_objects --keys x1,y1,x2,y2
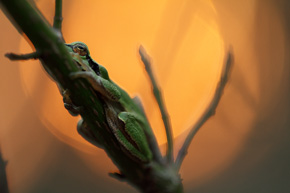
[
  {"x1": 14, "y1": 0, "x2": 284, "y2": 187},
  {"x1": 20, "y1": 0, "x2": 224, "y2": 144},
  {"x1": 1, "y1": 0, "x2": 290, "y2": 192},
  {"x1": 17, "y1": 0, "x2": 246, "y2": 184}
]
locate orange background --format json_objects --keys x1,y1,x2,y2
[{"x1": 1, "y1": 1, "x2": 290, "y2": 193}]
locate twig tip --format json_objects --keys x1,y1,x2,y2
[{"x1": 4, "y1": 53, "x2": 14, "y2": 60}]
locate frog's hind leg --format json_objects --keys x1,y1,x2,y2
[{"x1": 117, "y1": 112, "x2": 153, "y2": 162}]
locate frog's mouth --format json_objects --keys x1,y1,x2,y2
[
  {"x1": 76, "y1": 61, "x2": 86, "y2": 71},
  {"x1": 65, "y1": 43, "x2": 73, "y2": 49}
]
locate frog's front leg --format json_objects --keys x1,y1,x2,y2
[
  {"x1": 77, "y1": 119, "x2": 103, "y2": 148},
  {"x1": 70, "y1": 71, "x2": 121, "y2": 101},
  {"x1": 62, "y1": 89, "x2": 82, "y2": 116}
]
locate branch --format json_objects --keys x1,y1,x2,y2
[
  {"x1": 175, "y1": 49, "x2": 233, "y2": 170},
  {"x1": 139, "y1": 45, "x2": 174, "y2": 163},
  {"x1": 0, "y1": 1, "x2": 183, "y2": 192},
  {"x1": 0, "y1": 0, "x2": 138, "y2": 187}
]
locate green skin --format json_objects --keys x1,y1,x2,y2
[{"x1": 64, "y1": 42, "x2": 153, "y2": 163}]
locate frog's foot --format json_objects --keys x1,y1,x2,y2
[
  {"x1": 64, "y1": 103, "x2": 82, "y2": 116},
  {"x1": 77, "y1": 119, "x2": 103, "y2": 148},
  {"x1": 108, "y1": 171, "x2": 126, "y2": 182},
  {"x1": 63, "y1": 89, "x2": 81, "y2": 116},
  {"x1": 70, "y1": 71, "x2": 120, "y2": 101}
]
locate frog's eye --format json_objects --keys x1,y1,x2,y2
[{"x1": 73, "y1": 44, "x2": 88, "y2": 56}]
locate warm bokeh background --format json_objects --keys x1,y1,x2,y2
[{"x1": 1, "y1": 0, "x2": 290, "y2": 192}]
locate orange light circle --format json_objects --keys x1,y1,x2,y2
[{"x1": 18, "y1": 0, "x2": 255, "y2": 186}]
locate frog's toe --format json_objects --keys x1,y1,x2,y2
[
  {"x1": 64, "y1": 103, "x2": 81, "y2": 116},
  {"x1": 70, "y1": 71, "x2": 94, "y2": 78},
  {"x1": 69, "y1": 71, "x2": 87, "y2": 79}
]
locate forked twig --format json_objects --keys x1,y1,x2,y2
[
  {"x1": 175, "y1": 49, "x2": 233, "y2": 170},
  {"x1": 139, "y1": 45, "x2": 174, "y2": 163}
]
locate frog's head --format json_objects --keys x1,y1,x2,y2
[
  {"x1": 65, "y1": 41, "x2": 90, "y2": 59},
  {"x1": 65, "y1": 42, "x2": 100, "y2": 75}
]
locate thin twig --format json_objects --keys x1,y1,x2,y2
[
  {"x1": 175, "y1": 49, "x2": 233, "y2": 171},
  {"x1": 53, "y1": 0, "x2": 63, "y2": 40},
  {"x1": 5, "y1": 52, "x2": 40, "y2": 60},
  {"x1": 139, "y1": 45, "x2": 174, "y2": 163}
]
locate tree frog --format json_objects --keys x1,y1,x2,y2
[{"x1": 64, "y1": 42, "x2": 153, "y2": 163}]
